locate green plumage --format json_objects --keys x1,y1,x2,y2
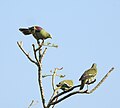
[
  {"x1": 19, "y1": 26, "x2": 52, "y2": 43},
  {"x1": 56, "y1": 80, "x2": 73, "y2": 91},
  {"x1": 79, "y1": 63, "x2": 97, "y2": 90}
]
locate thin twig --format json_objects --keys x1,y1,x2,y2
[
  {"x1": 17, "y1": 41, "x2": 38, "y2": 65},
  {"x1": 28, "y1": 100, "x2": 34, "y2": 108},
  {"x1": 48, "y1": 67, "x2": 114, "y2": 107},
  {"x1": 48, "y1": 84, "x2": 80, "y2": 106},
  {"x1": 36, "y1": 40, "x2": 44, "y2": 51},
  {"x1": 47, "y1": 67, "x2": 64, "y2": 107},
  {"x1": 42, "y1": 74, "x2": 65, "y2": 78},
  {"x1": 86, "y1": 67, "x2": 114, "y2": 94},
  {"x1": 17, "y1": 41, "x2": 48, "y2": 108},
  {"x1": 52, "y1": 68, "x2": 57, "y2": 91},
  {"x1": 39, "y1": 48, "x2": 47, "y2": 63},
  {"x1": 32, "y1": 42, "x2": 47, "y2": 108},
  {"x1": 52, "y1": 73, "x2": 56, "y2": 92},
  {"x1": 42, "y1": 74, "x2": 53, "y2": 78},
  {"x1": 32, "y1": 44, "x2": 39, "y2": 64},
  {"x1": 42, "y1": 42, "x2": 58, "y2": 48},
  {"x1": 50, "y1": 91, "x2": 86, "y2": 105},
  {"x1": 37, "y1": 44, "x2": 46, "y2": 108},
  {"x1": 28, "y1": 100, "x2": 38, "y2": 108},
  {"x1": 52, "y1": 67, "x2": 64, "y2": 92},
  {"x1": 51, "y1": 91, "x2": 59, "y2": 108},
  {"x1": 38, "y1": 65, "x2": 46, "y2": 108}
]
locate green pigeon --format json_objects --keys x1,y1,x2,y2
[
  {"x1": 56, "y1": 80, "x2": 73, "y2": 91},
  {"x1": 79, "y1": 63, "x2": 97, "y2": 90},
  {"x1": 19, "y1": 26, "x2": 52, "y2": 43}
]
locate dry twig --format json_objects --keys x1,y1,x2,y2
[
  {"x1": 47, "y1": 67, "x2": 114, "y2": 107},
  {"x1": 17, "y1": 41, "x2": 38, "y2": 65},
  {"x1": 17, "y1": 40, "x2": 114, "y2": 108},
  {"x1": 17, "y1": 41, "x2": 46, "y2": 108}
]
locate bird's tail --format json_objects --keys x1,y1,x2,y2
[
  {"x1": 19, "y1": 28, "x2": 31, "y2": 35},
  {"x1": 80, "y1": 80, "x2": 86, "y2": 90}
]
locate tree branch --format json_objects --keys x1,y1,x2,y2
[
  {"x1": 40, "y1": 48, "x2": 47, "y2": 63},
  {"x1": 48, "y1": 67, "x2": 114, "y2": 106},
  {"x1": 42, "y1": 42, "x2": 58, "y2": 48},
  {"x1": 32, "y1": 44, "x2": 39, "y2": 63},
  {"x1": 51, "y1": 68, "x2": 63, "y2": 91},
  {"x1": 50, "y1": 91, "x2": 86, "y2": 105},
  {"x1": 18, "y1": 40, "x2": 114, "y2": 108},
  {"x1": 42, "y1": 74, "x2": 65, "y2": 78},
  {"x1": 86, "y1": 67, "x2": 114, "y2": 94},
  {"x1": 18, "y1": 41, "x2": 46, "y2": 108},
  {"x1": 28, "y1": 100, "x2": 34, "y2": 108},
  {"x1": 48, "y1": 78, "x2": 95, "y2": 106},
  {"x1": 36, "y1": 42, "x2": 47, "y2": 108},
  {"x1": 36, "y1": 40, "x2": 44, "y2": 51},
  {"x1": 51, "y1": 91, "x2": 59, "y2": 108},
  {"x1": 38, "y1": 65, "x2": 46, "y2": 108},
  {"x1": 47, "y1": 84, "x2": 80, "y2": 108},
  {"x1": 28, "y1": 100, "x2": 38, "y2": 108},
  {"x1": 52, "y1": 69, "x2": 56, "y2": 92},
  {"x1": 17, "y1": 41, "x2": 38, "y2": 65},
  {"x1": 47, "y1": 68, "x2": 64, "y2": 107}
]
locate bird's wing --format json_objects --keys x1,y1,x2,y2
[
  {"x1": 40, "y1": 29, "x2": 50, "y2": 37},
  {"x1": 19, "y1": 28, "x2": 31, "y2": 35},
  {"x1": 62, "y1": 82, "x2": 71, "y2": 88},
  {"x1": 79, "y1": 68, "x2": 97, "y2": 81},
  {"x1": 58, "y1": 80, "x2": 73, "y2": 87}
]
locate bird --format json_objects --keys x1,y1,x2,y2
[
  {"x1": 79, "y1": 63, "x2": 97, "y2": 90},
  {"x1": 19, "y1": 26, "x2": 52, "y2": 44},
  {"x1": 56, "y1": 80, "x2": 73, "y2": 91}
]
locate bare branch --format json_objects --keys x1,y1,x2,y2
[
  {"x1": 86, "y1": 67, "x2": 114, "y2": 94},
  {"x1": 52, "y1": 70, "x2": 56, "y2": 92},
  {"x1": 32, "y1": 44, "x2": 39, "y2": 63},
  {"x1": 36, "y1": 40, "x2": 44, "y2": 51},
  {"x1": 33, "y1": 42, "x2": 46, "y2": 108},
  {"x1": 55, "y1": 67, "x2": 63, "y2": 70},
  {"x1": 42, "y1": 74, "x2": 65, "y2": 78},
  {"x1": 51, "y1": 91, "x2": 59, "y2": 108},
  {"x1": 39, "y1": 48, "x2": 47, "y2": 63},
  {"x1": 48, "y1": 67, "x2": 114, "y2": 106},
  {"x1": 18, "y1": 39, "x2": 114, "y2": 108},
  {"x1": 50, "y1": 90, "x2": 87, "y2": 105},
  {"x1": 38, "y1": 65, "x2": 46, "y2": 108},
  {"x1": 17, "y1": 41, "x2": 38, "y2": 65},
  {"x1": 52, "y1": 67, "x2": 64, "y2": 92},
  {"x1": 28, "y1": 100, "x2": 34, "y2": 108},
  {"x1": 38, "y1": 49, "x2": 42, "y2": 62},
  {"x1": 47, "y1": 84, "x2": 80, "y2": 107},
  {"x1": 36, "y1": 45, "x2": 46, "y2": 108},
  {"x1": 47, "y1": 67, "x2": 64, "y2": 107},
  {"x1": 28, "y1": 100, "x2": 38, "y2": 108},
  {"x1": 42, "y1": 74, "x2": 53, "y2": 78},
  {"x1": 43, "y1": 42, "x2": 58, "y2": 48}
]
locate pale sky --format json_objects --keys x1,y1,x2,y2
[{"x1": 0, "y1": 0, "x2": 120, "y2": 108}]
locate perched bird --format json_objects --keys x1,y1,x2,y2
[
  {"x1": 56, "y1": 80, "x2": 73, "y2": 91},
  {"x1": 19, "y1": 26, "x2": 52, "y2": 43},
  {"x1": 79, "y1": 63, "x2": 97, "y2": 90}
]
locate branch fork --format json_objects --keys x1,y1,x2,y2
[{"x1": 17, "y1": 40, "x2": 114, "y2": 108}]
